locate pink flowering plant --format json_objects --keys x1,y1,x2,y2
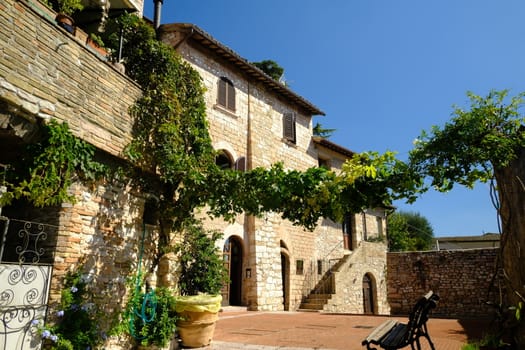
[{"x1": 32, "y1": 268, "x2": 104, "y2": 350}]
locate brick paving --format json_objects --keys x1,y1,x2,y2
[{"x1": 196, "y1": 308, "x2": 489, "y2": 350}]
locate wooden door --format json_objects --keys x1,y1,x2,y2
[{"x1": 362, "y1": 274, "x2": 374, "y2": 314}]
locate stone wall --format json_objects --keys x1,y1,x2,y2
[
  {"x1": 324, "y1": 242, "x2": 390, "y2": 315},
  {"x1": 0, "y1": 0, "x2": 141, "y2": 156},
  {"x1": 387, "y1": 248, "x2": 500, "y2": 318}
]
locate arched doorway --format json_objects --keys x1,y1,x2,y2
[
  {"x1": 280, "y1": 241, "x2": 290, "y2": 311},
  {"x1": 362, "y1": 273, "x2": 375, "y2": 314},
  {"x1": 222, "y1": 236, "x2": 243, "y2": 306}
]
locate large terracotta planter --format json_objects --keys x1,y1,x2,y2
[{"x1": 175, "y1": 295, "x2": 221, "y2": 348}]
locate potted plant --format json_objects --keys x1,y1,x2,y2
[
  {"x1": 50, "y1": 0, "x2": 84, "y2": 34},
  {"x1": 174, "y1": 220, "x2": 228, "y2": 348},
  {"x1": 119, "y1": 282, "x2": 179, "y2": 350},
  {"x1": 86, "y1": 33, "x2": 107, "y2": 57}
]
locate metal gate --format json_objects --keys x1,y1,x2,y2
[{"x1": 0, "y1": 217, "x2": 55, "y2": 350}]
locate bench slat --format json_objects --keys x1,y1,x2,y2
[
  {"x1": 362, "y1": 319, "x2": 398, "y2": 344},
  {"x1": 380, "y1": 323, "x2": 407, "y2": 347}
]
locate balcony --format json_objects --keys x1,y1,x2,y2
[{"x1": 0, "y1": 0, "x2": 142, "y2": 162}]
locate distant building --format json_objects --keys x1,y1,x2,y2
[{"x1": 432, "y1": 233, "x2": 500, "y2": 250}]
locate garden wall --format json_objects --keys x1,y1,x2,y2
[{"x1": 387, "y1": 248, "x2": 500, "y2": 318}]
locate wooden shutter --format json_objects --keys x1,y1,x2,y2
[
  {"x1": 283, "y1": 112, "x2": 296, "y2": 143},
  {"x1": 227, "y1": 81, "x2": 235, "y2": 110},
  {"x1": 218, "y1": 77, "x2": 235, "y2": 111},
  {"x1": 235, "y1": 156, "x2": 246, "y2": 172},
  {"x1": 218, "y1": 78, "x2": 227, "y2": 107}
]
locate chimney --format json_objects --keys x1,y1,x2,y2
[{"x1": 153, "y1": 0, "x2": 163, "y2": 29}]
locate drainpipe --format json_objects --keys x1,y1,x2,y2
[{"x1": 153, "y1": 0, "x2": 163, "y2": 30}]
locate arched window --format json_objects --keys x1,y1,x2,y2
[
  {"x1": 216, "y1": 150, "x2": 233, "y2": 169},
  {"x1": 217, "y1": 77, "x2": 236, "y2": 111}
]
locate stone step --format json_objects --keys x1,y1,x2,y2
[
  {"x1": 299, "y1": 302, "x2": 325, "y2": 310},
  {"x1": 306, "y1": 293, "x2": 331, "y2": 300}
]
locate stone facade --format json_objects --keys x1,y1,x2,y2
[
  {"x1": 1, "y1": 2, "x2": 389, "y2": 348},
  {"x1": 159, "y1": 24, "x2": 389, "y2": 313}
]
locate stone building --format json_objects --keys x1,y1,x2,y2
[
  {"x1": 158, "y1": 23, "x2": 390, "y2": 313},
  {"x1": 0, "y1": 1, "x2": 388, "y2": 348}
]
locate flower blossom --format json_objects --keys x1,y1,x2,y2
[{"x1": 70, "y1": 286, "x2": 78, "y2": 293}]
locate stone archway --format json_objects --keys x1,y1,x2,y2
[
  {"x1": 280, "y1": 241, "x2": 290, "y2": 311},
  {"x1": 223, "y1": 236, "x2": 243, "y2": 306}
]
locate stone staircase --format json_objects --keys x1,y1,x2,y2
[{"x1": 298, "y1": 254, "x2": 350, "y2": 311}]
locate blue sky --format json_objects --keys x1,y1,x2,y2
[{"x1": 143, "y1": 1, "x2": 525, "y2": 237}]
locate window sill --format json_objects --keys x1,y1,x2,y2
[
  {"x1": 213, "y1": 104, "x2": 239, "y2": 118},
  {"x1": 282, "y1": 138, "x2": 297, "y2": 147}
]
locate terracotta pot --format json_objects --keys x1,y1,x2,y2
[
  {"x1": 176, "y1": 309, "x2": 218, "y2": 348},
  {"x1": 175, "y1": 295, "x2": 222, "y2": 348},
  {"x1": 55, "y1": 13, "x2": 75, "y2": 34}
]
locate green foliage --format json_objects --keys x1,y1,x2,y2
[
  {"x1": 252, "y1": 59, "x2": 285, "y2": 81},
  {"x1": 103, "y1": 14, "x2": 217, "y2": 236},
  {"x1": 1, "y1": 120, "x2": 106, "y2": 208},
  {"x1": 313, "y1": 122, "x2": 336, "y2": 138},
  {"x1": 410, "y1": 90, "x2": 525, "y2": 192},
  {"x1": 461, "y1": 330, "x2": 512, "y2": 349},
  {"x1": 33, "y1": 268, "x2": 104, "y2": 350},
  {"x1": 88, "y1": 33, "x2": 105, "y2": 47},
  {"x1": 386, "y1": 212, "x2": 415, "y2": 251},
  {"x1": 205, "y1": 153, "x2": 421, "y2": 231},
  {"x1": 48, "y1": 0, "x2": 84, "y2": 15},
  {"x1": 387, "y1": 211, "x2": 434, "y2": 251},
  {"x1": 408, "y1": 89, "x2": 525, "y2": 347},
  {"x1": 119, "y1": 282, "x2": 178, "y2": 347},
  {"x1": 175, "y1": 220, "x2": 228, "y2": 295}
]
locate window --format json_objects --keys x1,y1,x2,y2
[
  {"x1": 376, "y1": 216, "x2": 384, "y2": 237},
  {"x1": 343, "y1": 212, "x2": 354, "y2": 250},
  {"x1": 216, "y1": 151, "x2": 233, "y2": 169},
  {"x1": 342, "y1": 212, "x2": 353, "y2": 235},
  {"x1": 296, "y1": 259, "x2": 304, "y2": 275},
  {"x1": 283, "y1": 112, "x2": 296, "y2": 143},
  {"x1": 318, "y1": 157, "x2": 330, "y2": 169},
  {"x1": 217, "y1": 77, "x2": 235, "y2": 111},
  {"x1": 317, "y1": 260, "x2": 323, "y2": 275}
]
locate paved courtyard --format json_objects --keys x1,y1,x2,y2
[{"x1": 198, "y1": 308, "x2": 489, "y2": 350}]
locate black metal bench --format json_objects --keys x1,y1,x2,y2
[{"x1": 362, "y1": 291, "x2": 440, "y2": 350}]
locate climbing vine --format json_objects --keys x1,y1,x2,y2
[
  {"x1": 99, "y1": 14, "x2": 422, "y2": 238},
  {"x1": 0, "y1": 120, "x2": 105, "y2": 208}
]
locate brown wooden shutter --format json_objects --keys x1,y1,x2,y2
[
  {"x1": 218, "y1": 78, "x2": 227, "y2": 107},
  {"x1": 283, "y1": 112, "x2": 296, "y2": 143},
  {"x1": 235, "y1": 156, "x2": 246, "y2": 171},
  {"x1": 227, "y1": 81, "x2": 235, "y2": 111}
]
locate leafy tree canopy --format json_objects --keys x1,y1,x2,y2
[
  {"x1": 408, "y1": 90, "x2": 525, "y2": 346},
  {"x1": 252, "y1": 59, "x2": 284, "y2": 81},
  {"x1": 313, "y1": 122, "x2": 336, "y2": 138},
  {"x1": 410, "y1": 90, "x2": 525, "y2": 192},
  {"x1": 387, "y1": 211, "x2": 433, "y2": 252}
]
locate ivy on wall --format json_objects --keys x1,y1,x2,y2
[{"x1": 1, "y1": 120, "x2": 105, "y2": 208}]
